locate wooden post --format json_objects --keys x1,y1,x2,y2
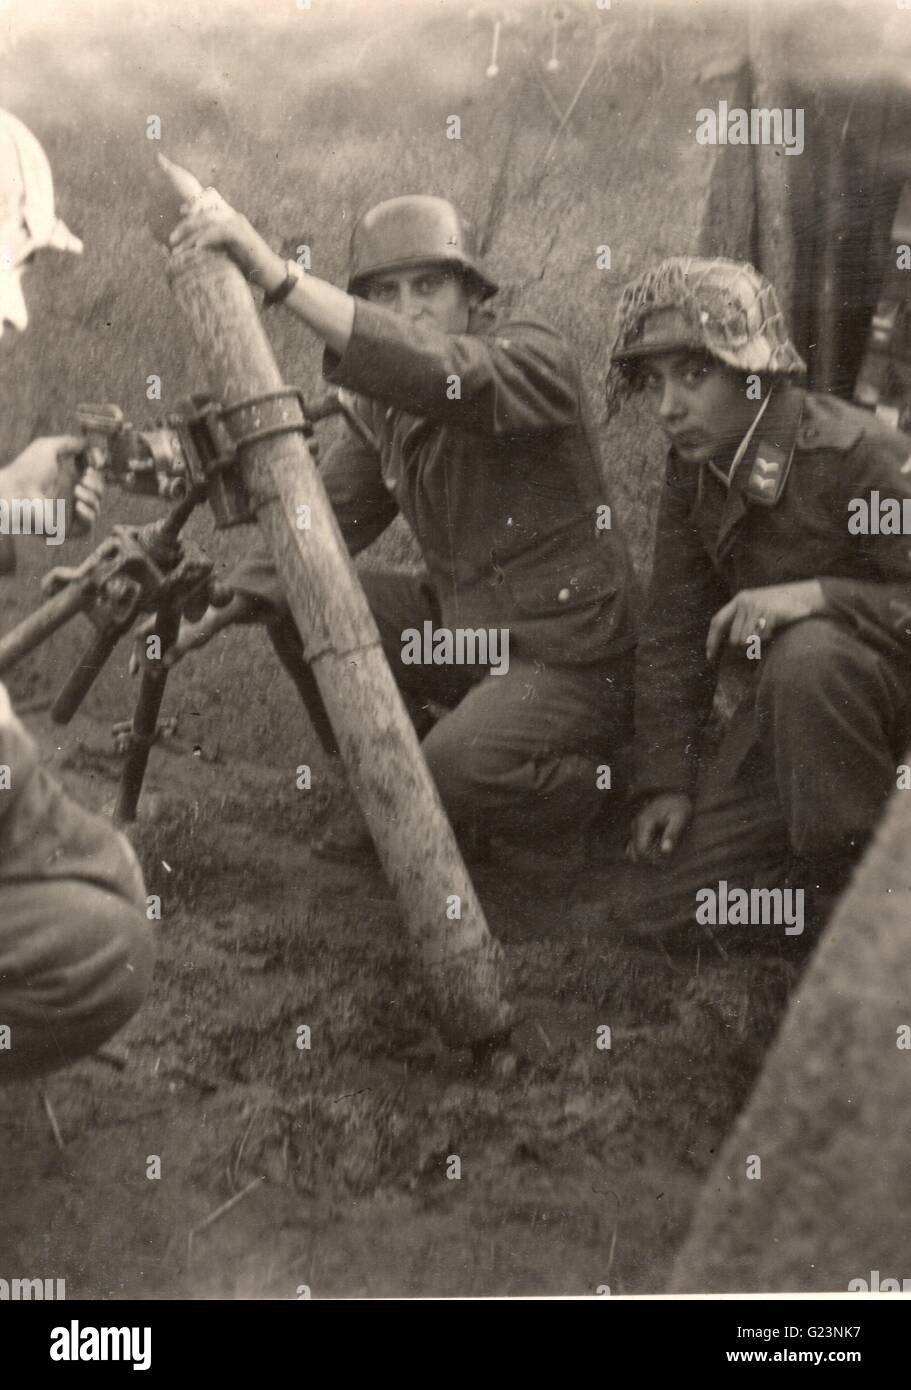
[
  {"x1": 156, "y1": 158, "x2": 511, "y2": 1048},
  {"x1": 670, "y1": 778, "x2": 911, "y2": 1292}
]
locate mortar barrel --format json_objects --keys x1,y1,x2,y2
[{"x1": 159, "y1": 182, "x2": 511, "y2": 1047}]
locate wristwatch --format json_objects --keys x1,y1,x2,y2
[{"x1": 262, "y1": 259, "x2": 302, "y2": 308}]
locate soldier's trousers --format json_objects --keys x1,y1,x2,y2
[
  {"x1": 270, "y1": 567, "x2": 633, "y2": 843},
  {"x1": 620, "y1": 618, "x2": 911, "y2": 942},
  {"x1": 0, "y1": 767, "x2": 155, "y2": 1081}
]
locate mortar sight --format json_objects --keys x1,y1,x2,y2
[
  {"x1": 75, "y1": 388, "x2": 342, "y2": 528},
  {"x1": 76, "y1": 401, "x2": 191, "y2": 502}
]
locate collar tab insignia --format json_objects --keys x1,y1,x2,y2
[{"x1": 746, "y1": 438, "x2": 793, "y2": 507}]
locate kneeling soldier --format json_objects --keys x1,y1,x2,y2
[
  {"x1": 1, "y1": 110, "x2": 154, "y2": 1079},
  {"x1": 163, "y1": 190, "x2": 638, "y2": 859},
  {"x1": 609, "y1": 256, "x2": 911, "y2": 941}
]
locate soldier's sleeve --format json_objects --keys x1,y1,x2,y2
[
  {"x1": 323, "y1": 301, "x2": 578, "y2": 437},
  {"x1": 634, "y1": 464, "x2": 728, "y2": 798},
  {"x1": 820, "y1": 427, "x2": 911, "y2": 660},
  {"x1": 226, "y1": 412, "x2": 397, "y2": 616}
]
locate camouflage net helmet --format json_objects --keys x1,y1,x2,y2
[{"x1": 606, "y1": 256, "x2": 806, "y2": 412}]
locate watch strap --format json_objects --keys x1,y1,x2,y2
[{"x1": 263, "y1": 261, "x2": 301, "y2": 308}]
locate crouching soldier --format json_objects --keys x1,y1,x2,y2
[
  {"x1": 609, "y1": 256, "x2": 911, "y2": 942},
  {"x1": 159, "y1": 190, "x2": 638, "y2": 859},
  {"x1": 0, "y1": 109, "x2": 154, "y2": 1079}
]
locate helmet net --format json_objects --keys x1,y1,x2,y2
[{"x1": 606, "y1": 256, "x2": 805, "y2": 415}]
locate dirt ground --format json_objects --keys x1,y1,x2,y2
[{"x1": 0, "y1": 703, "x2": 803, "y2": 1299}]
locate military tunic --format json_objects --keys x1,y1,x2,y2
[
  {"x1": 230, "y1": 299, "x2": 638, "y2": 840},
  {"x1": 627, "y1": 383, "x2": 911, "y2": 938}
]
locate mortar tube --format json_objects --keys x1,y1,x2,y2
[{"x1": 157, "y1": 167, "x2": 511, "y2": 1048}]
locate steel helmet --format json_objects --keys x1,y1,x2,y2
[
  {"x1": 607, "y1": 256, "x2": 806, "y2": 407},
  {"x1": 347, "y1": 195, "x2": 498, "y2": 300}
]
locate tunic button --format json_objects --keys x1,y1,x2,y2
[{"x1": 558, "y1": 587, "x2": 571, "y2": 602}]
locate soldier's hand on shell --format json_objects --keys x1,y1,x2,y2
[
  {"x1": 706, "y1": 580, "x2": 828, "y2": 660},
  {"x1": 168, "y1": 185, "x2": 275, "y2": 284},
  {"x1": 628, "y1": 793, "x2": 693, "y2": 865}
]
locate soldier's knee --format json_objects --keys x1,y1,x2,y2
[
  {"x1": 423, "y1": 730, "x2": 515, "y2": 802},
  {"x1": 757, "y1": 618, "x2": 856, "y2": 709},
  {"x1": 0, "y1": 882, "x2": 155, "y2": 1081},
  {"x1": 83, "y1": 893, "x2": 156, "y2": 1037}
]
